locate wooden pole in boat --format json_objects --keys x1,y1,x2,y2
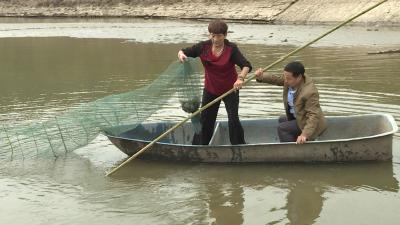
[{"x1": 105, "y1": 0, "x2": 388, "y2": 176}]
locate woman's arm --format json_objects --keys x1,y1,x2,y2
[
  {"x1": 238, "y1": 67, "x2": 250, "y2": 80},
  {"x1": 231, "y1": 45, "x2": 252, "y2": 77},
  {"x1": 178, "y1": 42, "x2": 203, "y2": 62},
  {"x1": 231, "y1": 45, "x2": 252, "y2": 90},
  {"x1": 233, "y1": 66, "x2": 250, "y2": 90}
]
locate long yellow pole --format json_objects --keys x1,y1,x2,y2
[{"x1": 106, "y1": 0, "x2": 388, "y2": 176}]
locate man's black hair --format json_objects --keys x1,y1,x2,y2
[{"x1": 284, "y1": 61, "x2": 305, "y2": 78}]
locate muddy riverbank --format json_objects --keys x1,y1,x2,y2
[{"x1": 0, "y1": 0, "x2": 399, "y2": 26}]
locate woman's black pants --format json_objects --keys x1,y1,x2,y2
[{"x1": 199, "y1": 89, "x2": 245, "y2": 145}]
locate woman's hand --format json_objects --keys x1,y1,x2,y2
[
  {"x1": 233, "y1": 66, "x2": 249, "y2": 90},
  {"x1": 178, "y1": 50, "x2": 187, "y2": 62},
  {"x1": 233, "y1": 78, "x2": 244, "y2": 90},
  {"x1": 296, "y1": 135, "x2": 307, "y2": 144},
  {"x1": 255, "y1": 68, "x2": 264, "y2": 80}
]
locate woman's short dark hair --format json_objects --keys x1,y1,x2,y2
[
  {"x1": 284, "y1": 61, "x2": 305, "y2": 77},
  {"x1": 208, "y1": 19, "x2": 228, "y2": 35}
]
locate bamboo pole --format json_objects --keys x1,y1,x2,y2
[{"x1": 105, "y1": 0, "x2": 388, "y2": 176}]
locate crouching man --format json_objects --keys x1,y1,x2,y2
[{"x1": 255, "y1": 61, "x2": 327, "y2": 144}]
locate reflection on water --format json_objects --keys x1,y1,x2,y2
[
  {"x1": 0, "y1": 36, "x2": 399, "y2": 224},
  {"x1": 1, "y1": 150, "x2": 399, "y2": 225}
]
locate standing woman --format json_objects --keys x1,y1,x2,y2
[{"x1": 178, "y1": 19, "x2": 252, "y2": 145}]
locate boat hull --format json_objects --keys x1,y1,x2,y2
[
  {"x1": 107, "y1": 134, "x2": 393, "y2": 162},
  {"x1": 105, "y1": 114, "x2": 398, "y2": 163}
]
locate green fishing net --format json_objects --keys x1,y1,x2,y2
[{"x1": 0, "y1": 58, "x2": 203, "y2": 161}]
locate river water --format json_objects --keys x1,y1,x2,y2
[{"x1": 0, "y1": 18, "x2": 399, "y2": 225}]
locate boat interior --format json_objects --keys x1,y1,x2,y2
[{"x1": 103, "y1": 114, "x2": 397, "y2": 146}]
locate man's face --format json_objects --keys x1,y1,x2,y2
[
  {"x1": 209, "y1": 33, "x2": 226, "y2": 47},
  {"x1": 284, "y1": 70, "x2": 302, "y2": 87}
]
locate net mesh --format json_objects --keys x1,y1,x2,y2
[{"x1": 0, "y1": 58, "x2": 203, "y2": 161}]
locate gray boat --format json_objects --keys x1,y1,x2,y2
[{"x1": 103, "y1": 113, "x2": 398, "y2": 163}]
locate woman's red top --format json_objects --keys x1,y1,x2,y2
[{"x1": 182, "y1": 39, "x2": 252, "y2": 95}]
